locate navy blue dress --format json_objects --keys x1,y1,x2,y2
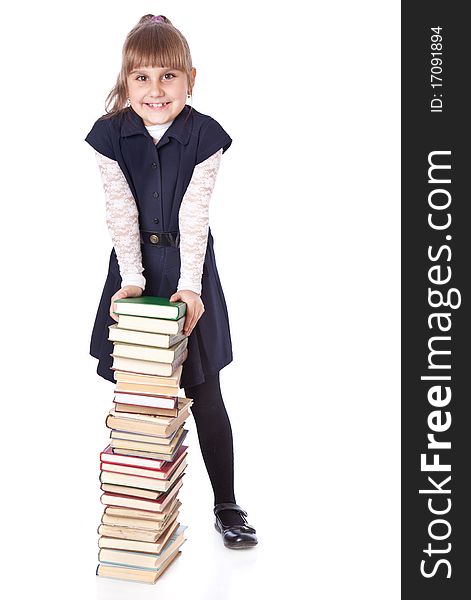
[{"x1": 85, "y1": 104, "x2": 233, "y2": 389}]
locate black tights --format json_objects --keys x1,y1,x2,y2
[{"x1": 184, "y1": 371, "x2": 244, "y2": 526}]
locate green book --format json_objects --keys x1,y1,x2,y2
[{"x1": 114, "y1": 297, "x2": 187, "y2": 320}]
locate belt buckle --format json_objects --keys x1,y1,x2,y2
[{"x1": 149, "y1": 234, "x2": 159, "y2": 244}]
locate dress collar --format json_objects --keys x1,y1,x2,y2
[{"x1": 120, "y1": 104, "x2": 193, "y2": 146}]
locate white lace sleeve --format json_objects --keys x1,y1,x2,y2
[
  {"x1": 177, "y1": 148, "x2": 223, "y2": 295},
  {"x1": 94, "y1": 151, "x2": 146, "y2": 291}
]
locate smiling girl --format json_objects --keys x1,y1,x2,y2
[{"x1": 85, "y1": 14, "x2": 258, "y2": 550}]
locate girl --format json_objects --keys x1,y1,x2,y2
[{"x1": 85, "y1": 14, "x2": 257, "y2": 549}]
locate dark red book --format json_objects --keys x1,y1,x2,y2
[
  {"x1": 100, "y1": 443, "x2": 188, "y2": 470},
  {"x1": 100, "y1": 445, "x2": 187, "y2": 479}
]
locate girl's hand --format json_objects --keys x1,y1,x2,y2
[
  {"x1": 110, "y1": 285, "x2": 143, "y2": 321},
  {"x1": 169, "y1": 290, "x2": 205, "y2": 336}
]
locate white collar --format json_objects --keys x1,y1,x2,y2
[{"x1": 145, "y1": 120, "x2": 174, "y2": 132}]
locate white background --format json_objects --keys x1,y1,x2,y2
[{"x1": 1, "y1": 1, "x2": 400, "y2": 598}]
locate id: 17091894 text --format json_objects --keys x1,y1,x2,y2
[{"x1": 430, "y1": 26, "x2": 444, "y2": 113}]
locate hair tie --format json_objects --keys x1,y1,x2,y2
[{"x1": 151, "y1": 15, "x2": 165, "y2": 22}]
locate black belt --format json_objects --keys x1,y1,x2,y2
[{"x1": 140, "y1": 230, "x2": 180, "y2": 247}]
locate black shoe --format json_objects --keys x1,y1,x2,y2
[{"x1": 213, "y1": 502, "x2": 258, "y2": 549}]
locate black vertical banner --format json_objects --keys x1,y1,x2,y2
[{"x1": 402, "y1": 1, "x2": 470, "y2": 597}]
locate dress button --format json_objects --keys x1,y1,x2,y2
[
  {"x1": 150, "y1": 234, "x2": 159, "y2": 244},
  {"x1": 153, "y1": 191, "x2": 159, "y2": 198},
  {"x1": 153, "y1": 218, "x2": 160, "y2": 224},
  {"x1": 151, "y1": 162, "x2": 158, "y2": 169}
]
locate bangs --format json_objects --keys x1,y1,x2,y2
[{"x1": 123, "y1": 26, "x2": 191, "y2": 75}]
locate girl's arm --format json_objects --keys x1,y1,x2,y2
[
  {"x1": 94, "y1": 151, "x2": 146, "y2": 291},
  {"x1": 177, "y1": 148, "x2": 223, "y2": 295}
]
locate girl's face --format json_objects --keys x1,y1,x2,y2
[{"x1": 126, "y1": 65, "x2": 196, "y2": 126}]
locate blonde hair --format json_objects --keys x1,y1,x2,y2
[{"x1": 102, "y1": 15, "x2": 194, "y2": 122}]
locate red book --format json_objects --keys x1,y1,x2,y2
[
  {"x1": 100, "y1": 443, "x2": 187, "y2": 470},
  {"x1": 100, "y1": 446, "x2": 187, "y2": 479},
  {"x1": 100, "y1": 474, "x2": 184, "y2": 511}
]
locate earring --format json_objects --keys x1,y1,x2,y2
[{"x1": 126, "y1": 98, "x2": 131, "y2": 107}]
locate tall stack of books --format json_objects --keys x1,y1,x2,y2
[{"x1": 96, "y1": 297, "x2": 193, "y2": 584}]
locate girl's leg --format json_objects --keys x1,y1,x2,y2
[{"x1": 184, "y1": 371, "x2": 245, "y2": 526}]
